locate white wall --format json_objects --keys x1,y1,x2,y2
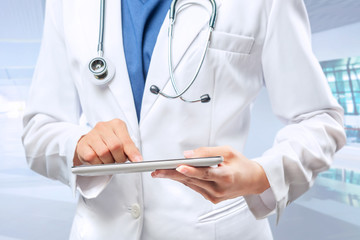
[{"x1": 312, "y1": 22, "x2": 360, "y2": 61}]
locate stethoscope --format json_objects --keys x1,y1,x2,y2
[
  {"x1": 88, "y1": 0, "x2": 217, "y2": 103},
  {"x1": 87, "y1": 0, "x2": 115, "y2": 86}
]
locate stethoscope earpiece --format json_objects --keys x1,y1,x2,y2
[
  {"x1": 89, "y1": 0, "x2": 217, "y2": 100},
  {"x1": 150, "y1": 85, "x2": 161, "y2": 95},
  {"x1": 150, "y1": 85, "x2": 211, "y2": 103},
  {"x1": 200, "y1": 94, "x2": 211, "y2": 103},
  {"x1": 149, "y1": 0, "x2": 217, "y2": 103}
]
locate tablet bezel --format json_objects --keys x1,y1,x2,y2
[{"x1": 71, "y1": 156, "x2": 223, "y2": 176}]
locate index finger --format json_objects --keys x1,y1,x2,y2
[{"x1": 111, "y1": 120, "x2": 142, "y2": 162}]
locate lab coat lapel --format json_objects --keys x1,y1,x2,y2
[
  {"x1": 140, "y1": 0, "x2": 222, "y2": 124},
  {"x1": 102, "y1": 0, "x2": 139, "y2": 136},
  {"x1": 79, "y1": 0, "x2": 138, "y2": 135}
]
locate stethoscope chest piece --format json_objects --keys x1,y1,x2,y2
[
  {"x1": 89, "y1": 57, "x2": 108, "y2": 79},
  {"x1": 86, "y1": 57, "x2": 116, "y2": 86}
]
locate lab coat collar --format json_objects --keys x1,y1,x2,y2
[{"x1": 140, "y1": 0, "x2": 223, "y2": 125}]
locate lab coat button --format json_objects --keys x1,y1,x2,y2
[{"x1": 131, "y1": 203, "x2": 141, "y2": 219}]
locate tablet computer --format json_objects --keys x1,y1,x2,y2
[{"x1": 71, "y1": 156, "x2": 223, "y2": 176}]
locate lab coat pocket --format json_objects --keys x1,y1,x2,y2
[
  {"x1": 198, "y1": 198, "x2": 246, "y2": 223},
  {"x1": 209, "y1": 31, "x2": 255, "y2": 54}
]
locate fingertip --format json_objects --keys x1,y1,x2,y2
[
  {"x1": 176, "y1": 166, "x2": 186, "y2": 174},
  {"x1": 134, "y1": 155, "x2": 143, "y2": 162},
  {"x1": 151, "y1": 170, "x2": 164, "y2": 178},
  {"x1": 183, "y1": 150, "x2": 195, "y2": 158},
  {"x1": 128, "y1": 153, "x2": 142, "y2": 162},
  {"x1": 176, "y1": 165, "x2": 193, "y2": 175}
]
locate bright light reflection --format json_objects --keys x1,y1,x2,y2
[
  {"x1": 0, "y1": 96, "x2": 26, "y2": 119},
  {"x1": 327, "y1": 74, "x2": 335, "y2": 82},
  {"x1": 351, "y1": 73, "x2": 357, "y2": 80},
  {"x1": 346, "y1": 102, "x2": 354, "y2": 113}
]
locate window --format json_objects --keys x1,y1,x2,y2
[{"x1": 321, "y1": 57, "x2": 360, "y2": 145}]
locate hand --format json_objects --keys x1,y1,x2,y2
[
  {"x1": 151, "y1": 146, "x2": 270, "y2": 204},
  {"x1": 73, "y1": 119, "x2": 142, "y2": 166}
]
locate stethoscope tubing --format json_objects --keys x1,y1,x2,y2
[
  {"x1": 154, "y1": 0, "x2": 217, "y2": 103},
  {"x1": 163, "y1": 26, "x2": 213, "y2": 103},
  {"x1": 88, "y1": 0, "x2": 217, "y2": 103},
  {"x1": 98, "y1": 0, "x2": 105, "y2": 57}
]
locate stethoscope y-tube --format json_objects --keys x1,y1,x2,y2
[{"x1": 88, "y1": 0, "x2": 216, "y2": 99}]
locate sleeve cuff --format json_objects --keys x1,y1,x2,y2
[
  {"x1": 244, "y1": 188, "x2": 276, "y2": 220},
  {"x1": 76, "y1": 175, "x2": 113, "y2": 199},
  {"x1": 251, "y1": 154, "x2": 291, "y2": 223}
]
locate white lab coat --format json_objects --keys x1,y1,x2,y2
[{"x1": 22, "y1": 0, "x2": 346, "y2": 239}]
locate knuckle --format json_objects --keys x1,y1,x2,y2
[
  {"x1": 116, "y1": 157, "x2": 126, "y2": 163},
  {"x1": 122, "y1": 138, "x2": 134, "y2": 146},
  {"x1": 221, "y1": 174, "x2": 234, "y2": 184},
  {"x1": 114, "y1": 153, "x2": 126, "y2": 162},
  {"x1": 124, "y1": 143, "x2": 139, "y2": 155},
  {"x1": 98, "y1": 148, "x2": 110, "y2": 158},
  {"x1": 223, "y1": 146, "x2": 235, "y2": 159},
  {"x1": 109, "y1": 141, "x2": 123, "y2": 151},
  {"x1": 202, "y1": 169, "x2": 211, "y2": 180},
  {"x1": 198, "y1": 147, "x2": 210, "y2": 156},
  {"x1": 112, "y1": 118, "x2": 125, "y2": 126},
  {"x1": 110, "y1": 118, "x2": 126, "y2": 129},
  {"x1": 77, "y1": 135, "x2": 87, "y2": 144},
  {"x1": 197, "y1": 147, "x2": 206, "y2": 152},
  {"x1": 82, "y1": 151, "x2": 96, "y2": 162},
  {"x1": 95, "y1": 121, "x2": 105, "y2": 129}
]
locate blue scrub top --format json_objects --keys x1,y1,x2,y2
[{"x1": 122, "y1": 0, "x2": 172, "y2": 121}]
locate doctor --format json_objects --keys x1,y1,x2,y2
[{"x1": 22, "y1": 0, "x2": 346, "y2": 239}]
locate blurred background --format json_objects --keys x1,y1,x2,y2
[{"x1": 0, "y1": 0, "x2": 359, "y2": 239}]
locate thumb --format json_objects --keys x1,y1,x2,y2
[{"x1": 183, "y1": 146, "x2": 226, "y2": 158}]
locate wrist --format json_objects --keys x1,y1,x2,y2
[
  {"x1": 73, "y1": 135, "x2": 86, "y2": 167},
  {"x1": 73, "y1": 151, "x2": 82, "y2": 166},
  {"x1": 252, "y1": 162, "x2": 270, "y2": 194}
]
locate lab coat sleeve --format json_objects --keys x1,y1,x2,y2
[
  {"x1": 22, "y1": 0, "x2": 110, "y2": 197},
  {"x1": 243, "y1": 0, "x2": 346, "y2": 221}
]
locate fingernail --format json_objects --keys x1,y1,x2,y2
[
  {"x1": 183, "y1": 150, "x2": 194, "y2": 158},
  {"x1": 134, "y1": 156, "x2": 143, "y2": 162},
  {"x1": 176, "y1": 166, "x2": 187, "y2": 174},
  {"x1": 152, "y1": 171, "x2": 164, "y2": 178}
]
